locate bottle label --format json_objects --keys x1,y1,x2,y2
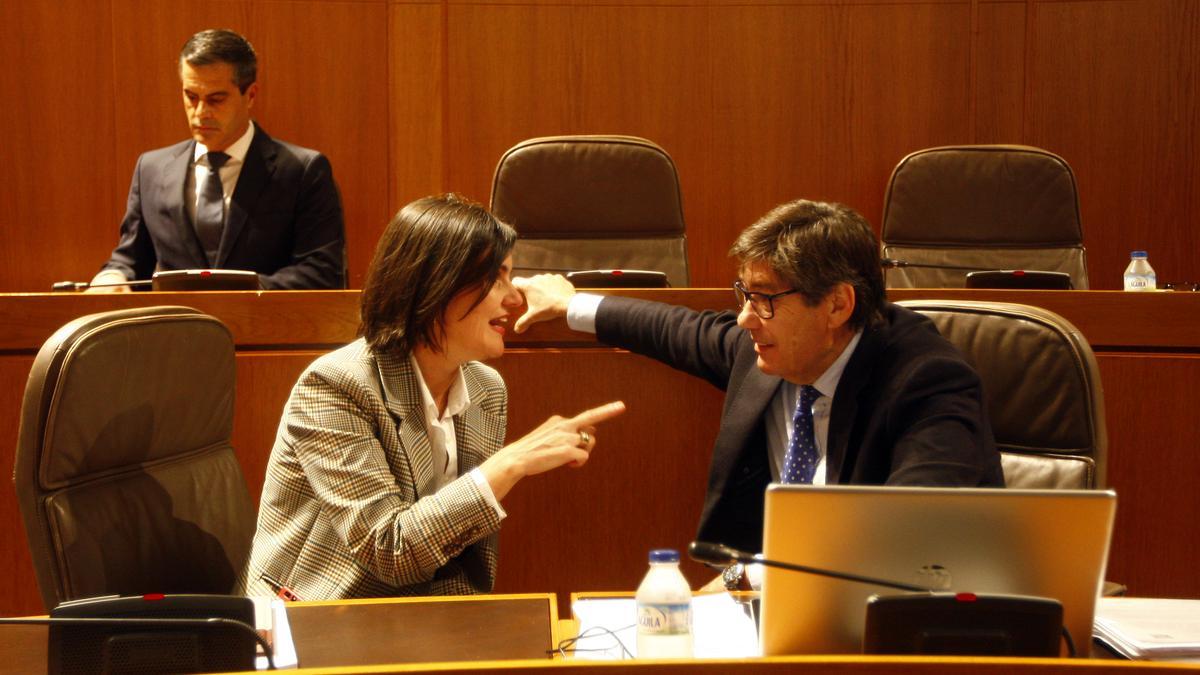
[
  {"x1": 1124, "y1": 274, "x2": 1156, "y2": 291},
  {"x1": 637, "y1": 603, "x2": 692, "y2": 636}
]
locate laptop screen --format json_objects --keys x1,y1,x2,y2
[{"x1": 759, "y1": 485, "x2": 1115, "y2": 657}]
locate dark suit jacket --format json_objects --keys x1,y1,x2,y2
[
  {"x1": 595, "y1": 297, "x2": 1004, "y2": 552},
  {"x1": 101, "y1": 125, "x2": 345, "y2": 289}
]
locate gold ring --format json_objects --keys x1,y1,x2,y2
[{"x1": 578, "y1": 430, "x2": 592, "y2": 447}]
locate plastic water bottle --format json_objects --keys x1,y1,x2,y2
[
  {"x1": 635, "y1": 548, "x2": 693, "y2": 658},
  {"x1": 1123, "y1": 251, "x2": 1157, "y2": 291}
]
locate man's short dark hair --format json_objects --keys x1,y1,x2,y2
[
  {"x1": 180, "y1": 29, "x2": 257, "y2": 93},
  {"x1": 729, "y1": 199, "x2": 886, "y2": 330},
  {"x1": 360, "y1": 194, "x2": 518, "y2": 356}
]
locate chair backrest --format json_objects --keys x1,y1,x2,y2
[
  {"x1": 897, "y1": 300, "x2": 1107, "y2": 490},
  {"x1": 490, "y1": 135, "x2": 690, "y2": 286},
  {"x1": 882, "y1": 145, "x2": 1089, "y2": 289},
  {"x1": 13, "y1": 306, "x2": 255, "y2": 610}
]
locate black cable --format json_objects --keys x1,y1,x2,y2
[
  {"x1": 1061, "y1": 625, "x2": 1076, "y2": 657},
  {"x1": 550, "y1": 623, "x2": 636, "y2": 659}
]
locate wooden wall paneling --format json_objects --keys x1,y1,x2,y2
[
  {"x1": 1026, "y1": 1, "x2": 1200, "y2": 290},
  {"x1": 444, "y1": 3, "x2": 716, "y2": 279},
  {"x1": 248, "y1": 1, "x2": 391, "y2": 290},
  {"x1": 844, "y1": 2, "x2": 975, "y2": 222},
  {"x1": 0, "y1": 356, "x2": 41, "y2": 615},
  {"x1": 388, "y1": 3, "x2": 447, "y2": 227},
  {"x1": 110, "y1": 0, "x2": 391, "y2": 290},
  {"x1": 232, "y1": 352, "x2": 325, "y2": 503},
  {"x1": 1096, "y1": 353, "x2": 1200, "y2": 599},
  {"x1": 490, "y1": 349, "x2": 724, "y2": 614},
  {"x1": 0, "y1": 0, "x2": 119, "y2": 293},
  {"x1": 708, "y1": 4, "x2": 850, "y2": 285},
  {"x1": 973, "y1": 0, "x2": 1027, "y2": 143},
  {"x1": 708, "y1": 3, "x2": 974, "y2": 285}
]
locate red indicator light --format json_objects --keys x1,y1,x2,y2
[
  {"x1": 143, "y1": 593, "x2": 165, "y2": 601},
  {"x1": 1013, "y1": 270, "x2": 1026, "y2": 276},
  {"x1": 955, "y1": 592, "x2": 978, "y2": 602},
  {"x1": 200, "y1": 270, "x2": 212, "y2": 278},
  {"x1": 611, "y1": 270, "x2": 624, "y2": 276}
]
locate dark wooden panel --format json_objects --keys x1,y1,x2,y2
[
  {"x1": 288, "y1": 596, "x2": 555, "y2": 666},
  {"x1": 445, "y1": 3, "x2": 715, "y2": 279},
  {"x1": 490, "y1": 350, "x2": 723, "y2": 608},
  {"x1": 708, "y1": 2, "x2": 975, "y2": 286},
  {"x1": 388, "y1": 3, "x2": 446, "y2": 213},
  {"x1": 248, "y1": 1, "x2": 391, "y2": 289},
  {"x1": 973, "y1": 1, "x2": 1027, "y2": 142},
  {"x1": 1097, "y1": 353, "x2": 1200, "y2": 598},
  {"x1": 0, "y1": 357, "x2": 39, "y2": 616},
  {"x1": 232, "y1": 352, "x2": 325, "y2": 503},
  {"x1": 0, "y1": 0, "x2": 120, "y2": 293},
  {"x1": 1027, "y1": 0, "x2": 1200, "y2": 290}
]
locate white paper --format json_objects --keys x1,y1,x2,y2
[
  {"x1": 253, "y1": 597, "x2": 299, "y2": 670},
  {"x1": 1094, "y1": 597, "x2": 1200, "y2": 660},
  {"x1": 570, "y1": 594, "x2": 759, "y2": 660}
]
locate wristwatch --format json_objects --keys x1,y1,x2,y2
[{"x1": 722, "y1": 562, "x2": 751, "y2": 591}]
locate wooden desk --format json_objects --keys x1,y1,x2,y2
[
  {"x1": 4, "y1": 592, "x2": 1196, "y2": 674},
  {"x1": 287, "y1": 593, "x2": 559, "y2": 668},
  {"x1": 1, "y1": 290, "x2": 1197, "y2": 620}
]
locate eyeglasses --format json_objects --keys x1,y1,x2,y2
[{"x1": 733, "y1": 280, "x2": 800, "y2": 319}]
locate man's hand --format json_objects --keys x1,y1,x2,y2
[
  {"x1": 512, "y1": 274, "x2": 577, "y2": 333},
  {"x1": 479, "y1": 401, "x2": 626, "y2": 500},
  {"x1": 84, "y1": 284, "x2": 131, "y2": 294}
]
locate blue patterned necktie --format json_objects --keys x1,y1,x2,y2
[
  {"x1": 196, "y1": 151, "x2": 230, "y2": 266},
  {"x1": 782, "y1": 385, "x2": 821, "y2": 484}
]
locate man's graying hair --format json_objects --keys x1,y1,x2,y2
[
  {"x1": 729, "y1": 199, "x2": 886, "y2": 330},
  {"x1": 180, "y1": 29, "x2": 257, "y2": 93}
]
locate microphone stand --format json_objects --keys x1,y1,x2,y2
[
  {"x1": 879, "y1": 258, "x2": 997, "y2": 273},
  {"x1": 688, "y1": 541, "x2": 934, "y2": 593},
  {"x1": 51, "y1": 280, "x2": 154, "y2": 292}
]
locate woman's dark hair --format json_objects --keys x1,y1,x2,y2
[{"x1": 360, "y1": 194, "x2": 517, "y2": 355}]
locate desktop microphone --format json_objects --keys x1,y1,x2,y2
[{"x1": 0, "y1": 593, "x2": 275, "y2": 672}]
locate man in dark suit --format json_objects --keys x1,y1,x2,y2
[
  {"x1": 513, "y1": 199, "x2": 1003, "y2": 559},
  {"x1": 90, "y1": 29, "x2": 344, "y2": 291}
]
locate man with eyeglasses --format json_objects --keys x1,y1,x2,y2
[{"x1": 513, "y1": 199, "x2": 1003, "y2": 563}]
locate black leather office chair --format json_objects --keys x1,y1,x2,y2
[
  {"x1": 882, "y1": 145, "x2": 1089, "y2": 289},
  {"x1": 13, "y1": 306, "x2": 256, "y2": 609},
  {"x1": 490, "y1": 135, "x2": 690, "y2": 286}
]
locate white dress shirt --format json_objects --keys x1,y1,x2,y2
[
  {"x1": 410, "y1": 355, "x2": 506, "y2": 519},
  {"x1": 185, "y1": 121, "x2": 256, "y2": 231}
]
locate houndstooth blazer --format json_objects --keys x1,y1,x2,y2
[{"x1": 238, "y1": 338, "x2": 507, "y2": 599}]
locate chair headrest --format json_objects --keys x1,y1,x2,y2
[
  {"x1": 882, "y1": 145, "x2": 1083, "y2": 245},
  {"x1": 19, "y1": 306, "x2": 235, "y2": 490},
  {"x1": 490, "y1": 135, "x2": 686, "y2": 238}
]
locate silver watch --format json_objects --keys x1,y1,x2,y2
[{"x1": 722, "y1": 562, "x2": 747, "y2": 591}]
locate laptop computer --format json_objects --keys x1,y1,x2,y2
[{"x1": 759, "y1": 485, "x2": 1116, "y2": 657}]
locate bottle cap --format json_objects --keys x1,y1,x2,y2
[
  {"x1": 648, "y1": 548, "x2": 680, "y2": 563},
  {"x1": 1131, "y1": 250, "x2": 1148, "y2": 258}
]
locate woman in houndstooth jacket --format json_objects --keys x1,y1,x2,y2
[{"x1": 239, "y1": 194, "x2": 624, "y2": 600}]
